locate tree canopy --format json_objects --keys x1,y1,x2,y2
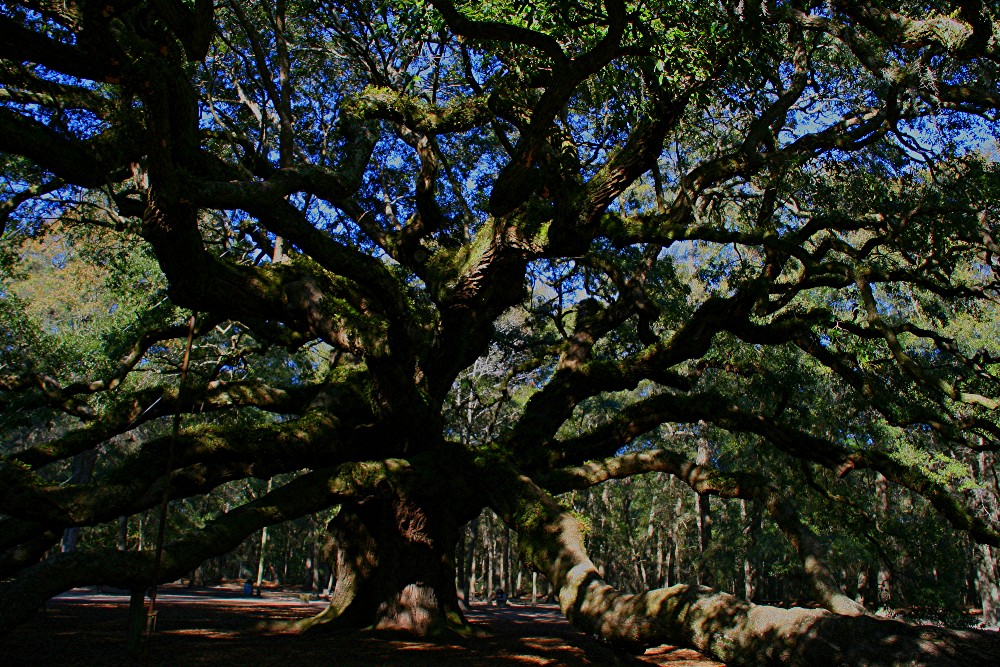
[{"x1": 2, "y1": 0, "x2": 1000, "y2": 664}]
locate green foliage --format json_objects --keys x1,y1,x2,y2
[
  {"x1": 2, "y1": 0, "x2": 1000, "y2": 645},
  {"x1": 2, "y1": 222, "x2": 166, "y2": 376}
]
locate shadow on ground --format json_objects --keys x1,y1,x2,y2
[{"x1": 4, "y1": 584, "x2": 722, "y2": 666}]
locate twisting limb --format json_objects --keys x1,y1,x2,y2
[
  {"x1": 0, "y1": 517, "x2": 50, "y2": 554},
  {"x1": 342, "y1": 88, "x2": 493, "y2": 135},
  {"x1": 425, "y1": 0, "x2": 570, "y2": 66},
  {"x1": 0, "y1": 395, "x2": 377, "y2": 530},
  {"x1": 544, "y1": 448, "x2": 867, "y2": 616},
  {"x1": 0, "y1": 317, "x2": 221, "y2": 420},
  {"x1": 486, "y1": 461, "x2": 1000, "y2": 666},
  {"x1": 0, "y1": 530, "x2": 59, "y2": 578},
  {"x1": 507, "y1": 295, "x2": 743, "y2": 463},
  {"x1": 550, "y1": 388, "x2": 1000, "y2": 547},
  {"x1": 5, "y1": 378, "x2": 329, "y2": 470}
]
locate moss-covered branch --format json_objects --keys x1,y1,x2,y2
[
  {"x1": 342, "y1": 88, "x2": 492, "y2": 135},
  {"x1": 488, "y1": 463, "x2": 1000, "y2": 666},
  {"x1": 550, "y1": 388, "x2": 1000, "y2": 547},
  {"x1": 544, "y1": 448, "x2": 867, "y2": 616},
  {"x1": 0, "y1": 402, "x2": 379, "y2": 531}
]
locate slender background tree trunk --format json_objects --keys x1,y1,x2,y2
[
  {"x1": 696, "y1": 440, "x2": 712, "y2": 587},
  {"x1": 61, "y1": 450, "x2": 98, "y2": 553},
  {"x1": 741, "y1": 499, "x2": 760, "y2": 603},
  {"x1": 875, "y1": 473, "x2": 893, "y2": 608}
]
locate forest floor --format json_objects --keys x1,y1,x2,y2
[{"x1": 5, "y1": 583, "x2": 724, "y2": 666}]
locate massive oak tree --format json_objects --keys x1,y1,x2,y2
[{"x1": 2, "y1": 0, "x2": 1000, "y2": 664}]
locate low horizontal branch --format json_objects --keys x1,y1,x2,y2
[{"x1": 0, "y1": 459, "x2": 403, "y2": 634}]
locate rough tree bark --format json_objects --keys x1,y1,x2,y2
[
  {"x1": 976, "y1": 452, "x2": 1000, "y2": 626},
  {"x1": 977, "y1": 543, "x2": 1000, "y2": 627},
  {"x1": 298, "y1": 492, "x2": 472, "y2": 637}
]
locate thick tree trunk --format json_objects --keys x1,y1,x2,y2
[
  {"x1": 126, "y1": 588, "x2": 146, "y2": 654},
  {"x1": 976, "y1": 543, "x2": 1000, "y2": 627},
  {"x1": 976, "y1": 452, "x2": 1000, "y2": 626},
  {"x1": 489, "y1": 466, "x2": 1000, "y2": 667},
  {"x1": 297, "y1": 492, "x2": 470, "y2": 637}
]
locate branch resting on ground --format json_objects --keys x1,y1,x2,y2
[
  {"x1": 544, "y1": 448, "x2": 867, "y2": 617},
  {"x1": 487, "y1": 461, "x2": 1000, "y2": 667}
]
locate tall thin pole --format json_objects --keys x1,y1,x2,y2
[{"x1": 146, "y1": 314, "x2": 196, "y2": 641}]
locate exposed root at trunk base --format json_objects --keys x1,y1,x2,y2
[
  {"x1": 285, "y1": 495, "x2": 477, "y2": 641},
  {"x1": 288, "y1": 582, "x2": 477, "y2": 640}
]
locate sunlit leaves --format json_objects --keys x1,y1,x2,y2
[{"x1": 2, "y1": 222, "x2": 168, "y2": 382}]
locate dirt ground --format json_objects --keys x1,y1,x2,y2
[{"x1": 4, "y1": 584, "x2": 723, "y2": 666}]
